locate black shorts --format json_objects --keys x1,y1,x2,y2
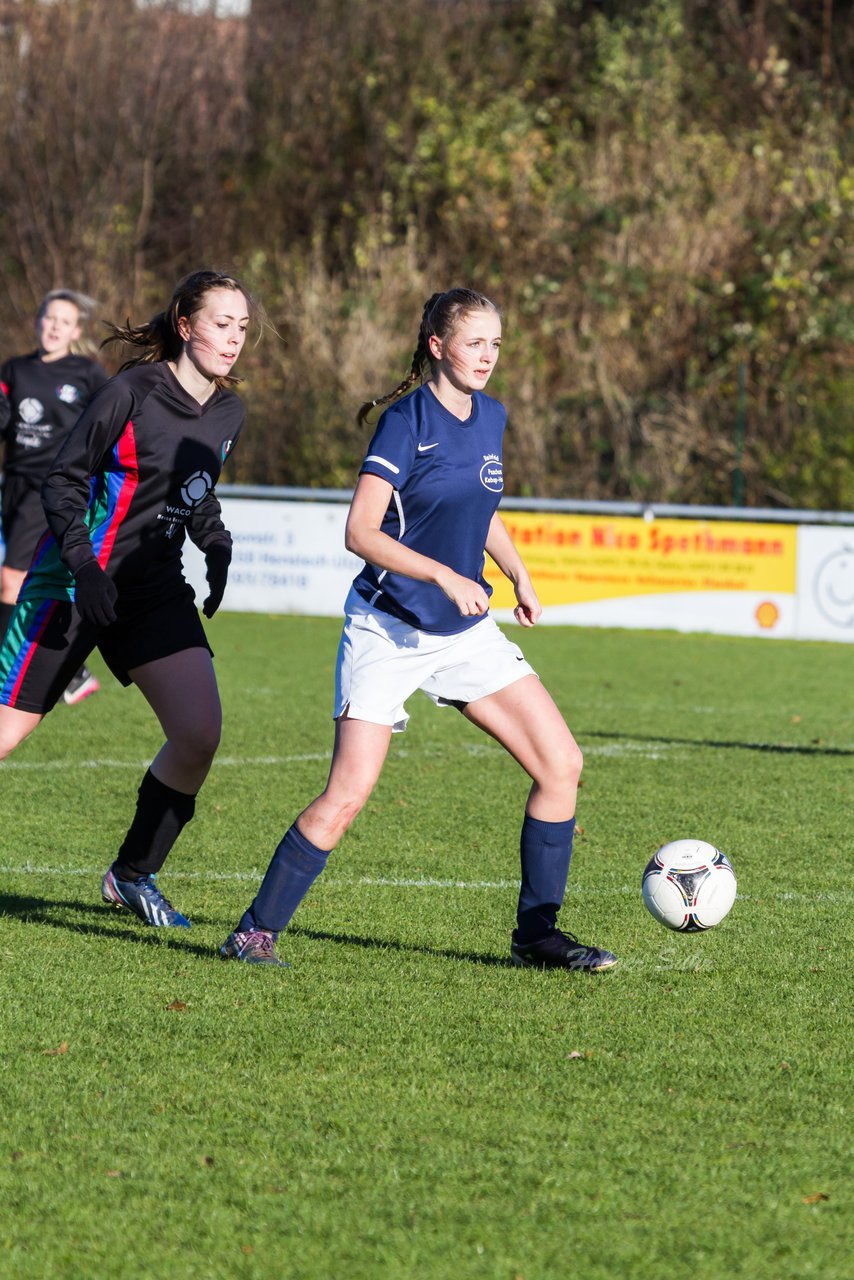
[
  {"x1": 1, "y1": 476, "x2": 49, "y2": 571},
  {"x1": 0, "y1": 583, "x2": 212, "y2": 715}
]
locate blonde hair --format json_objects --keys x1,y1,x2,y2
[{"x1": 37, "y1": 289, "x2": 98, "y2": 323}]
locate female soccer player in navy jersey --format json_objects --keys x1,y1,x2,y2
[
  {"x1": 0, "y1": 269, "x2": 252, "y2": 930},
  {"x1": 222, "y1": 287, "x2": 617, "y2": 971},
  {"x1": 0, "y1": 290, "x2": 108, "y2": 704}
]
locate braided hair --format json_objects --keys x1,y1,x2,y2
[
  {"x1": 101, "y1": 269, "x2": 255, "y2": 390},
  {"x1": 356, "y1": 287, "x2": 499, "y2": 427}
]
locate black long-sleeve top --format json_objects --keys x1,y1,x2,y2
[
  {"x1": 1, "y1": 352, "x2": 108, "y2": 482},
  {"x1": 23, "y1": 361, "x2": 244, "y2": 606}
]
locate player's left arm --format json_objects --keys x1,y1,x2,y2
[
  {"x1": 187, "y1": 490, "x2": 231, "y2": 555},
  {"x1": 484, "y1": 511, "x2": 542, "y2": 627},
  {"x1": 188, "y1": 491, "x2": 232, "y2": 618},
  {"x1": 186, "y1": 424, "x2": 242, "y2": 616},
  {"x1": 187, "y1": 419, "x2": 242, "y2": 554}
]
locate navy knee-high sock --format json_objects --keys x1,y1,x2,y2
[
  {"x1": 239, "y1": 823, "x2": 329, "y2": 935},
  {"x1": 113, "y1": 769, "x2": 196, "y2": 879},
  {"x1": 516, "y1": 814, "x2": 575, "y2": 943}
]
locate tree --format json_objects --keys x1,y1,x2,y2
[{"x1": 0, "y1": 0, "x2": 248, "y2": 328}]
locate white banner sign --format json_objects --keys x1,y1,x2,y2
[
  {"x1": 181, "y1": 498, "x2": 853, "y2": 642},
  {"x1": 183, "y1": 498, "x2": 360, "y2": 617},
  {"x1": 794, "y1": 526, "x2": 854, "y2": 640}
]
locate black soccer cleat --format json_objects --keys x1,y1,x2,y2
[{"x1": 510, "y1": 927, "x2": 617, "y2": 972}]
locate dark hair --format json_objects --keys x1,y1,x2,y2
[
  {"x1": 102, "y1": 269, "x2": 255, "y2": 389},
  {"x1": 356, "y1": 287, "x2": 500, "y2": 426}
]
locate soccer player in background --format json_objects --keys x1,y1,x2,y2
[
  {"x1": 0, "y1": 290, "x2": 108, "y2": 704},
  {"x1": 0, "y1": 269, "x2": 252, "y2": 930},
  {"x1": 221, "y1": 287, "x2": 617, "y2": 972}
]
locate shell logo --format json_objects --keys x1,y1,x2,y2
[{"x1": 755, "y1": 601, "x2": 779, "y2": 629}]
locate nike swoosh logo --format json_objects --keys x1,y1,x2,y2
[{"x1": 417, "y1": 442, "x2": 439, "y2": 452}]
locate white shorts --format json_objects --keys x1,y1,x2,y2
[{"x1": 334, "y1": 586, "x2": 537, "y2": 732}]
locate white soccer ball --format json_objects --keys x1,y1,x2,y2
[{"x1": 642, "y1": 839, "x2": 736, "y2": 932}]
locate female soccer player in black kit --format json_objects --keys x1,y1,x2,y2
[
  {"x1": 0, "y1": 290, "x2": 108, "y2": 704},
  {"x1": 0, "y1": 270, "x2": 251, "y2": 929}
]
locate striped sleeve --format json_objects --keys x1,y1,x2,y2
[{"x1": 41, "y1": 380, "x2": 134, "y2": 574}]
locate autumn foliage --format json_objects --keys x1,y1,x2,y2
[{"x1": 1, "y1": 0, "x2": 853, "y2": 508}]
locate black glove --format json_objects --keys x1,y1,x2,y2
[
  {"x1": 202, "y1": 546, "x2": 231, "y2": 619},
  {"x1": 73, "y1": 560, "x2": 118, "y2": 628}
]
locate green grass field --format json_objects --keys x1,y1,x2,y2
[{"x1": 0, "y1": 615, "x2": 851, "y2": 1280}]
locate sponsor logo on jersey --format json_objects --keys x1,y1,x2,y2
[
  {"x1": 480, "y1": 452, "x2": 504, "y2": 493},
  {"x1": 56, "y1": 384, "x2": 80, "y2": 405},
  {"x1": 221, "y1": 438, "x2": 233, "y2": 462},
  {"x1": 180, "y1": 469, "x2": 213, "y2": 507},
  {"x1": 18, "y1": 398, "x2": 43, "y2": 425}
]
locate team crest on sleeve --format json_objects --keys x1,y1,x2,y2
[{"x1": 480, "y1": 453, "x2": 504, "y2": 493}]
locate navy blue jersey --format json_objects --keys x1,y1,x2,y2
[{"x1": 351, "y1": 384, "x2": 506, "y2": 634}]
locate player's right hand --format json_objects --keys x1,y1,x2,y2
[
  {"x1": 439, "y1": 570, "x2": 489, "y2": 618},
  {"x1": 73, "y1": 560, "x2": 118, "y2": 628}
]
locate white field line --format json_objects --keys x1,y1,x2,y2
[
  {"x1": 0, "y1": 752, "x2": 334, "y2": 772},
  {"x1": 0, "y1": 740, "x2": 675, "y2": 773},
  {"x1": 0, "y1": 862, "x2": 849, "y2": 903},
  {"x1": 0, "y1": 862, "x2": 518, "y2": 890}
]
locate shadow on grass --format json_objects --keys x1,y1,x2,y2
[
  {"x1": 0, "y1": 891, "x2": 216, "y2": 959},
  {"x1": 582, "y1": 729, "x2": 853, "y2": 757},
  {"x1": 291, "y1": 924, "x2": 510, "y2": 968},
  {"x1": 0, "y1": 892, "x2": 510, "y2": 967}
]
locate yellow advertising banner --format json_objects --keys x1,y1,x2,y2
[
  {"x1": 485, "y1": 514, "x2": 797, "y2": 608},
  {"x1": 182, "y1": 497, "x2": 849, "y2": 642}
]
